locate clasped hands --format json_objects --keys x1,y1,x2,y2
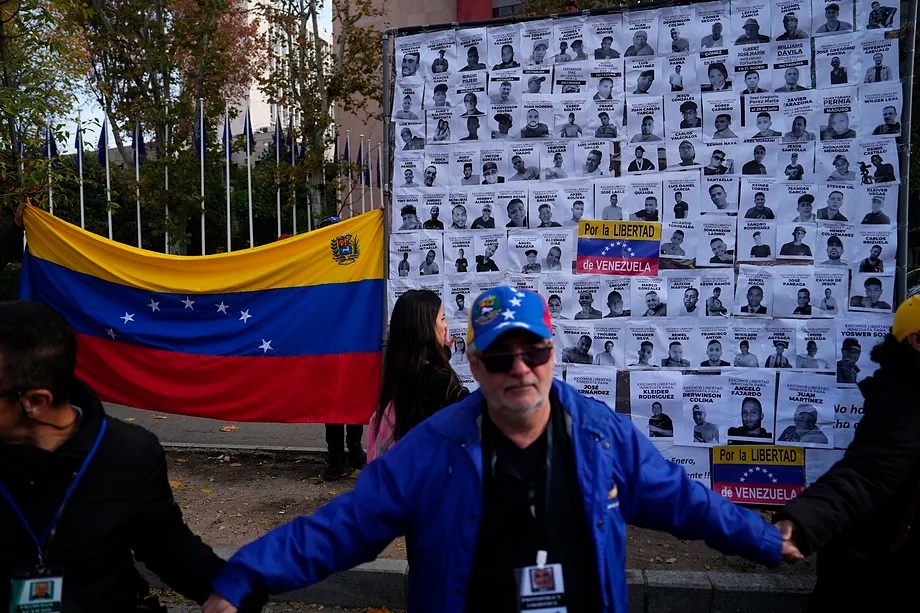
[{"x1": 775, "y1": 519, "x2": 805, "y2": 563}]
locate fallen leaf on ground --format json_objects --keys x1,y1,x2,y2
[
  {"x1": 175, "y1": 458, "x2": 189, "y2": 463},
  {"x1": 168, "y1": 479, "x2": 181, "y2": 489},
  {"x1": 230, "y1": 462, "x2": 242, "y2": 467},
  {"x1": 124, "y1": 417, "x2": 136, "y2": 421},
  {"x1": 153, "y1": 415, "x2": 168, "y2": 420},
  {"x1": 200, "y1": 487, "x2": 214, "y2": 494},
  {"x1": 219, "y1": 425, "x2": 238, "y2": 432}
]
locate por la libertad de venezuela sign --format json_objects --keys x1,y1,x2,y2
[
  {"x1": 711, "y1": 445, "x2": 806, "y2": 506},
  {"x1": 576, "y1": 220, "x2": 661, "y2": 276}
]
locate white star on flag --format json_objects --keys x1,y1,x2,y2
[
  {"x1": 239, "y1": 309, "x2": 252, "y2": 323},
  {"x1": 147, "y1": 299, "x2": 160, "y2": 312},
  {"x1": 215, "y1": 301, "x2": 229, "y2": 314},
  {"x1": 510, "y1": 297, "x2": 522, "y2": 307},
  {"x1": 182, "y1": 297, "x2": 195, "y2": 310},
  {"x1": 258, "y1": 339, "x2": 273, "y2": 353},
  {"x1": 105, "y1": 328, "x2": 116, "y2": 339},
  {"x1": 121, "y1": 313, "x2": 135, "y2": 324},
  {"x1": 501, "y1": 309, "x2": 515, "y2": 321}
]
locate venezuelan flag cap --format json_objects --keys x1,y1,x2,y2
[
  {"x1": 892, "y1": 294, "x2": 920, "y2": 342},
  {"x1": 467, "y1": 286, "x2": 552, "y2": 352}
]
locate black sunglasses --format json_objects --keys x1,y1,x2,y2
[{"x1": 480, "y1": 345, "x2": 553, "y2": 373}]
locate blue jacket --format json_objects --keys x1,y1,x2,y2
[{"x1": 213, "y1": 380, "x2": 782, "y2": 611}]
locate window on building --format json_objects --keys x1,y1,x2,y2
[{"x1": 492, "y1": 0, "x2": 522, "y2": 19}]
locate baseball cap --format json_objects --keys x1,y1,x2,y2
[
  {"x1": 842, "y1": 337, "x2": 862, "y2": 351},
  {"x1": 467, "y1": 286, "x2": 553, "y2": 352},
  {"x1": 892, "y1": 294, "x2": 920, "y2": 341}
]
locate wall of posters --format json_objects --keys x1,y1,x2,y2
[{"x1": 386, "y1": 0, "x2": 905, "y2": 493}]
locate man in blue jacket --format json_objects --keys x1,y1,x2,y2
[{"x1": 204, "y1": 287, "x2": 798, "y2": 612}]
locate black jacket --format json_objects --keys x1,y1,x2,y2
[
  {"x1": 0, "y1": 219, "x2": 24, "y2": 273},
  {"x1": 0, "y1": 381, "x2": 226, "y2": 612},
  {"x1": 775, "y1": 368, "x2": 920, "y2": 609}
]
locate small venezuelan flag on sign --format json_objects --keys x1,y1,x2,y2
[
  {"x1": 576, "y1": 220, "x2": 661, "y2": 276},
  {"x1": 19, "y1": 206, "x2": 384, "y2": 424}
]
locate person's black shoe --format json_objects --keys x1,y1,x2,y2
[
  {"x1": 348, "y1": 449, "x2": 367, "y2": 471},
  {"x1": 322, "y1": 454, "x2": 349, "y2": 480}
]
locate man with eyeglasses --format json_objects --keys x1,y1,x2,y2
[
  {"x1": 203, "y1": 286, "x2": 796, "y2": 613},
  {"x1": 0, "y1": 302, "x2": 256, "y2": 613}
]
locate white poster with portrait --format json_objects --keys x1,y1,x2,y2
[
  {"x1": 701, "y1": 140, "x2": 740, "y2": 175},
  {"x1": 731, "y1": 0, "x2": 773, "y2": 45},
  {"x1": 681, "y1": 375, "x2": 732, "y2": 447},
  {"x1": 554, "y1": 16, "x2": 589, "y2": 61},
  {"x1": 703, "y1": 91, "x2": 741, "y2": 142},
  {"x1": 426, "y1": 106, "x2": 457, "y2": 145},
  {"x1": 732, "y1": 45, "x2": 772, "y2": 95},
  {"x1": 623, "y1": 141, "x2": 660, "y2": 174},
  {"x1": 725, "y1": 372, "x2": 777, "y2": 443},
  {"x1": 729, "y1": 319, "x2": 769, "y2": 366},
  {"x1": 663, "y1": 53, "x2": 699, "y2": 94},
  {"x1": 661, "y1": 322, "x2": 704, "y2": 368},
  {"x1": 700, "y1": 175, "x2": 739, "y2": 214},
  {"x1": 700, "y1": 269, "x2": 735, "y2": 317},
  {"x1": 496, "y1": 186, "x2": 529, "y2": 229},
  {"x1": 586, "y1": 59, "x2": 625, "y2": 100},
  {"x1": 660, "y1": 220, "x2": 698, "y2": 266},
  {"x1": 596, "y1": 276, "x2": 632, "y2": 318},
  {"x1": 450, "y1": 71, "x2": 488, "y2": 115},
  {"x1": 815, "y1": 139, "x2": 856, "y2": 183},
  {"x1": 519, "y1": 20, "x2": 554, "y2": 68},
  {"x1": 507, "y1": 229, "x2": 545, "y2": 275},
  {"x1": 739, "y1": 139, "x2": 781, "y2": 176},
  {"x1": 662, "y1": 172, "x2": 701, "y2": 221},
  {"x1": 849, "y1": 272, "x2": 894, "y2": 313},
  {"x1": 697, "y1": 217, "x2": 737, "y2": 268},
  {"x1": 451, "y1": 146, "x2": 482, "y2": 188},
  {"x1": 554, "y1": 98, "x2": 590, "y2": 140},
  {"x1": 734, "y1": 265, "x2": 774, "y2": 317},
  {"x1": 775, "y1": 372, "x2": 835, "y2": 448},
  {"x1": 794, "y1": 319, "x2": 837, "y2": 370},
  {"x1": 386, "y1": 278, "x2": 418, "y2": 320},
  {"x1": 507, "y1": 142, "x2": 541, "y2": 182},
  {"x1": 505, "y1": 272, "x2": 539, "y2": 294},
  {"x1": 447, "y1": 322, "x2": 470, "y2": 366},
  {"x1": 837, "y1": 315, "x2": 890, "y2": 385},
  {"x1": 778, "y1": 141, "x2": 815, "y2": 182},
  {"x1": 699, "y1": 322, "x2": 734, "y2": 365},
  {"x1": 666, "y1": 272, "x2": 704, "y2": 316},
  {"x1": 629, "y1": 276, "x2": 667, "y2": 319},
  {"x1": 813, "y1": 0, "x2": 855, "y2": 37},
  {"x1": 815, "y1": 221, "x2": 856, "y2": 267},
  {"x1": 659, "y1": 5, "x2": 697, "y2": 55},
  {"x1": 472, "y1": 230, "x2": 508, "y2": 275},
  {"x1": 817, "y1": 87, "x2": 859, "y2": 141},
  {"x1": 594, "y1": 178, "x2": 629, "y2": 221},
  {"x1": 776, "y1": 181, "x2": 816, "y2": 225},
  {"x1": 395, "y1": 121, "x2": 426, "y2": 153},
  {"x1": 858, "y1": 0, "x2": 900, "y2": 31},
  {"x1": 538, "y1": 140, "x2": 575, "y2": 181},
  {"x1": 479, "y1": 144, "x2": 510, "y2": 186},
  {"x1": 519, "y1": 95, "x2": 555, "y2": 139},
  {"x1": 772, "y1": 40, "x2": 811, "y2": 92},
  {"x1": 815, "y1": 181, "x2": 856, "y2": 223},
  {"x1": 395, "y1": 33, "x2": 425, "y2": 79},
  {"x1": 522, "y1": 66, "x2": 553, "y2": 96},
  {"x1": 630, "y1": 370, "x2": 683, "y2": 440},
  {"x1": 586, "y1": 98, "x2": 627, "y2": 141},
  {"x1": 421, "y1": 30, "x2": 456, "y2": 78},
  {"x1": 423, "y1": 192, "x2": 451, "y2": 231},
  {"x1": 467, "y1": 188, "x2": 499, "y2": 230},
  {"x1": 855, "y1": 183, "x2": 898, "y2": 225},
  {"x1": 558, "y1": 321, "x2": 597, "y2": 365},
  {"x1": 740, "y1": 177, "x2": 778, "y2": 219},
  {"x1": 540, "y1": 275, "x2": 576, "y2": 321},
  {"x1": 626, "y1": 96, "x2": 665, "y2": 145},
  {"x1": 699, "y1": 47, "x2": 734, "y2": 93},
  {"x1": 624, "y1": 10, "x2": 659, "y2": 57},
  {"x1": 592, "y1": 321, "x2": 627, "y2": 367},
  {"x1": 855, "y1": 137, "x2": 900, "y2": 185},
  {"x1": 625, "y1": 56, "x2": 666, "y2": 97},
  {"x1": 571, "y1": 276, "x2": 606, "y2": 321},
  {"x1": 456, "y1": 28, "x2": 488, "y2": 73},
  {"x1": 665, "y1": 92, "x2": 703, "y2": 135},
  {"x1": 814, "y1": 269, "x2": 849, "y2": 318},
  {"x1": 586, "y1": 13, "x2": 626, "y2": 60},
  {"x1": 696, "y1": 1, "x2": 732, "y2": 49},
  {"x1": 857, "y1": 32, "x2": 900, "y2": 85},
  {"x1": 445, "y1": 276, "x2": 474, "y2": 323},
  {"x1": 394, "y1": 152, "x2": 424, "y2": 192},
  {"x1": 393, "y1": 191, "x2": 423, "y2": 231},
  {"x1": 443, "y1": 231, "x2": 475, "y2": 276},
  {"x1": 416, "y1": 231, "x2": 443, "y2": 278},
  {"x1": 814, "y1": 36, "x2": 860, "y2": 89},
  {"x1": 487, "y1": 103, "x2": 520, "y2": 141},
  {"x1": 566, "y1": 365, "x2": 617, "y2": 411},
  {"x1": 558, "y1": 184, "x2": 594, "y2": 227},
  {"x1": 764, "y1": 321, "x2": 797, "y2": 366},
  {"x1": 743, "y1": 93, "x2": 785, "y2": 137},
  {"x1": 572, "y1": 139, "x2": 612, "y2": 178},
  {"x1": 738, "y1": 219, "x2": 777, "y2": 262},
  {"x1": 772, "y1": 0, "x2": 811, "y2": 39},
  {"x1": 552, "y1": 62, "x2": 591, "y2": 97},
  {"x1": 541, "y1": 228, "x2": 576, "y2": 274},
  {"x1": 389, "y1": 232, "x2": 420, "y2": 280},
  {"x1": 772, "y1": 266, "x2": 816, "y2": 318},
  {"x1": 488, "y1": 69, "x2": 523, "y2": 105},
  {"x1": 423, "y1": 149, "x2": 453, "y2": 189},
  {"x1": 858, "y1": 82, "x2": 902, "y2": 138},
  {"x1": 780, "y1": 91, "x2": 819, "y2": 142},
  {"x1": 393, "y1": 78, "x2": 425, "y2": 122},
  {"x1": 624, "y1": 177, "x2": 663, "y2": 222},
  {"x1": 776, "y1": 221, "x2": 816, "y2": 261},
  {"x1": 487, "y1": 23, "x2": 523, "y2": 71},
  {"x1": 527, "y1": 186, "x2": 564, "y2": 229}
]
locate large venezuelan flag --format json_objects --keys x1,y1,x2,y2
[{"x1": 19, "y1": 206, "x2": 384, "y2": 424}]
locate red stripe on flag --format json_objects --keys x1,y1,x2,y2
[
  {"x1": 576, "y1": 256, "x2": 659, "y2": 276},
  {"x1": 75, "y1": 333, "x2": 380, "y2": 424}
]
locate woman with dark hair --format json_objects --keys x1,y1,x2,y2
[
  {"x1": 703, "y1": 62, "x2": 730, "y2": 92},
  {"x1": 369, "y1": 290, "x2": 468, "y2": 459},
  {"x1": 774, "y1": 295, "x2": 920, "y2": 609}
]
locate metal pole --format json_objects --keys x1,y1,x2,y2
[
  {"x1": 897, "y1": 0, "x2": 917, "y2": 303},
  {"x1": 165, "y1": 124, "x2": 170, "y2": 253},
  {"x1": 135, "y1": 122, "x2": 142, "y2": 248},
  {"x1": 292, "y1": 116, "x2": 298, "y2": 235},
  {"x1": 199, "y1": 98, "x2": 206, "y2": 255},
  {"x1": 47, "y1": 120, "x2": 53, "y2": 216},
  {"x1": 276, "y1": 104, "x2": 282, "y2": 238},
  {"x1": 77, "y1": 115, "x2": 85, "y2": 228},
  {"x1": 246, "y1": 105, "x2": 254, "y2": 248},
  {"x1": 225, "y1": 106, "x2": 232, "y2": 252},
  {"x1": 369, "y1": 140, "x2": 375, "y2": 211},
  {"x1": 345, "y1": 129, "x2": 352, "y2": 215},
  {"x1": 360, "y1": 133, "x2": 367, "y2": 214},
  {"x1": 377, "y1": 144, "x2": 383, "y2": 209},
  {"x1": 381, "y1": 31, "x2": 392, "y2": 346},
  {"x1": 103, "y1": 118, "x2": 112, "y2": 240}
]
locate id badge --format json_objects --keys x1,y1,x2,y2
[
  {"x1": 8, "y1": 568, "x2": 63, "y2": 613},
  {"x1": 515, "y1": 554, "x2": 567, "y2": 613}
]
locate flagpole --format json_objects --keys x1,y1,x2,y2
[
  {"x1": 164, "y1": 123, "x2": 170, "y2": 253},
  {"x1": 77, "y1": 115, "x2": 85, "y2": 228},
  {"x1": 245, "y1": 103, "x2": 254, "y2": 248},
  {"x1": 275, "y1": 105, "x2": 281, "y2": 238},
  {"x1": 47, "y1": 120, "x2": 54, "y2": 216},
  {"x1": 199, "y1": 98, "x2": 206, "y2": 255},
  {"x1": 364, "y1": 139, "x2": 374, "y2": 211},
  {"x1": 291, "y1": 113, "x2": 297, "y2": 235},
  {"x1": 360, "y1": 133, "x2": 367, "y2": 214},
  {"x1": 225, "y1": 105, "x2": 232, "y2": 252},
  {"x1": 102, "y1": 116, "x2": 112, "y2": 240},
  {"x1": 135, "y1": 121, "x2": 142, "y2": 248},
  {"x1": 377, "y1": 144, "x2": 383, "y2": 209},
  {"x1": 345, "y1": 129, "x2": 351, "y2": 213}
]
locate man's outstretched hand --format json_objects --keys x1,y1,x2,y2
[
  {"x1": 775, "y1": 519, "x2": 804, "y2": 563},
  {"x1": 202, "y1": 593, "x2": 237, "y2": 613}
]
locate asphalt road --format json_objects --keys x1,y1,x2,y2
[{"x1": 104, "y1": 402, "x2": 342, "y2": 451}]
